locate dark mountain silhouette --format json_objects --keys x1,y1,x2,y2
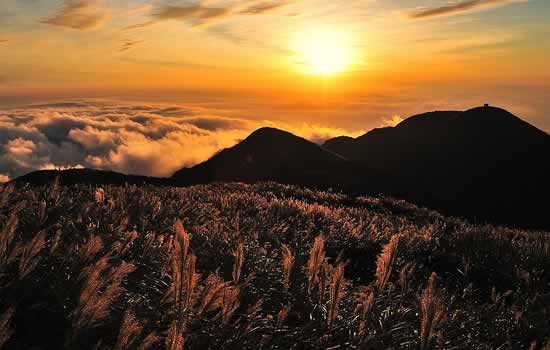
[
  {"x1": 14, "y1": 168, "x2": 170, "y2": 187},
  {"x1": 172, "y1": 127, "x2": 391, "y2": 192},
  {"x1": 323, "y1": 106, "x2": 550, "y2": 229},
  {"x1": 12, "y1": 106, "x2": 550, "y2": 229}
]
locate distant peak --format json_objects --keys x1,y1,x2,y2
[
  {"x1": 465, "y1": 105, "x2": 509, "y2": 113},
  {"x1": 461, "y1": 106, "x2": 521, "y2": 124},
  {"x1": 248, "y1": 127, "x2": 289, "y2": 137},
  {"x1": 244, "y1": 127, "x2": 306, "y2": 144}
]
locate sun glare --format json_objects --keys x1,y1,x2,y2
[{"x1": 292, "y1": 27, "x2": 355, "y2": 76}]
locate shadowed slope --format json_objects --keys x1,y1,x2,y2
[
  {"x1": 12, "y1": 107, "x2": 550, "y2": 229},
  {"x1": 172, "y1": 127, "x2": 389, "y2": 192},
  {"x1": 14, "y1": 168, "x2": 170, "y2": 186},
  {"x1": 323, "y1": 106, "x2": 550, "y2": 228}
]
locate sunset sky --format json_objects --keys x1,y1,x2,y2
[{"x1": 0, "y1": 0, "x2": 549, "y2": 179}]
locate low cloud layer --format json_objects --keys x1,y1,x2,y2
[
  {"x1": 0, "y1": 100, "x2": 361, "y2": 180},
  {"x1": 407, "y1": 0, "x2": 527, "y2": 19},
  {"x1": 42, "y1": 0, "x2": 107, "y2": 30}
]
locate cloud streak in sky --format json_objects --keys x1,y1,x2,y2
[
  {"x1": 0, "y1": 100, "x2": 360, "y2": 179},
  {"x1": 42, "y1": 0, "x2": 107, "y2": 30},
  {"x1": 119, "y1": 39, "x2": 143, "y2": 52},
  {"x1": 407, "y1": 0, "x2": 528, "y2": 19},
  {"x1": 126, "y1": 2, "x2": 231, "y2": 29},
  {"x1": 127, "y1": 0, "x2": 291, "y2": 30},
  {"x1": 240, "y1": 1, "x2": 289, "y2": 14}
]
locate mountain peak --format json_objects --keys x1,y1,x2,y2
[
  {"x1": 248, "y1": 126, "x2": 290, "y2": 137},
  {"x1": 244, "y1": 127, "x2": 307, "y2": 145}
]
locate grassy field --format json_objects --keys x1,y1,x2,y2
[{"x1": 0, "y1": 180, "x2": 549, "y2": 349}]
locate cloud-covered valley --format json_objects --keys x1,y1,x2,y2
[{"x1": 0, "y1": 100, "x2": 361, "y2": 181}]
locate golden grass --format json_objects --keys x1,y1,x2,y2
[
  {"x1": 374, "y1": 235, "x2": 399, "y2": 291},
  {"x1": 232, "y1": 241, "x2": 245, "y2": 283},
  {"x1": 353, "y1": 286, "x2": 374, "y2": 336},
  {"x1": 1, "y1": 182, "x2": 549, "y2": 349},
  {"x1": 307, "y1": 235, "x2": 326, "y2": 298},
  {"x1": 114, "y1": 308, "x2": 143, "y2": 350},
  {"x1": 327, "y1": 262, "x2": 347, "y2": 329},
  {"x1": 281, "y1": 244, "x2": 294, "y2": 290},
  {"x1": 419, "y1": 272, "x2": 446, "y2": 350}
]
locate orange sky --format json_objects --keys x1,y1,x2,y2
[{"x1": 0, "y1": 0, "x2": 549, "y2": 180}]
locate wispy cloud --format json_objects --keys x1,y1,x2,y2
[
  {"x1": 42, "y1": 0, "x2": 107, "y2": 30},
  {"x1": 119, "y1": 39, "x2": 143, "y2": 52},
  {"x1": 239, "y1": 1, "x2": 289, "y2": 14},
  {"x1": 406, "y1": 0, "x2": 528, "y2": 19},
  {"x1": 381, "y1": 115, "x2": 404, "y2": 127},
  {"x1": 126, "y1": 2, "x2": 230, "y2": 29},
  {"x1": 127, "y1": 0, "x2": 291, "y2": 30},
  {"x1": 119, "y1": 56, "x2": 210, "y2": 69}
]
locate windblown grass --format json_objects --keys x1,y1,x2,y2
[{"x1": 0, "y1": 181, "x2": 549, "y2": 349}]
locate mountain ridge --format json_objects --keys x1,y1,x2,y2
[{"x1": 11, "y1": 105, "x2": 550, "y2": 230}]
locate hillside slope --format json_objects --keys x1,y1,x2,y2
[
  {"x1": 323, "y1": 106, "x2": 550, "y2": 228},
  {"x1": 172, "y1": 127, "x2": 391, "y2": 193},
  {"x1": 13, "y1": 106, "x2": 550, "y2": 230},
  {"x1": 0, "y1": 181, "x2": 549, "y2": 349}
]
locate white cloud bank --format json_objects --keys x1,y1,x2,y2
[{"x1": 0, "y1": 100, "x2": 362, "y2": 178}]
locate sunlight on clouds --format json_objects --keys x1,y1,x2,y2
[
  {"x1": 381, "y1": 115, "x2": 404, "y2": 127},
  {"x1": 0, "y1": 100, "x2": 361, "y2": 178}
]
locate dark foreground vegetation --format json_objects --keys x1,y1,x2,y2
[{"x1": 0, "y1": 181, "x2": 549, "y2": 349}]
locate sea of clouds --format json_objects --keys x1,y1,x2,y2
[{"x1": 0, "y1": 100, "x2": 362, "y2": 181}]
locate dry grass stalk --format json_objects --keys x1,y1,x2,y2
[
  {"x1": 120, "y1": 231, "x2": 138, "y2": 255},
  {"x1": 398, "y1": 262, "x2": 416, "y2": 295},
  {"x1": 174, "y1": 220, "x2": 190, "y2": 267},
  {"x1": 160, "y1": 236, "x2": 174, "y2": 278},
  {"x1": 0, "y1": 183, "x2": 14, "y2": 208},
  {"x1": 95, "y1": 188, "x2": 105, "y2": 203},
  {"x1": 71, "y1": 258, "x2": 136, "y2": 341},
  {"x1": 354, "y1": 286, "x2": 374, "y2": 336},
  {"x1": 327, "y1": 262, "x2": 347, "y2": 329},
  {"x1": 220, "y1": 285, "x2": 241, "y2": 326},
  {"x1": 276, "y1": 305, "x2": 289, "y2": 329},
  {"x1": 166, "y1": 320, "x2": 185, "y2": 350},
  {"x1": 50, "y1": 227, "x2": 63, "y2": 254},
  {"x1": 0, "y1": 307, "x2": 15, "y2": 349},
  {"x1": 318, "y1": 261, "x2": 329, "y2": 305},
  {"x1": 281, "y1": 244, "x2": 294, "y2": 290},
  {"x1": 38, "y1": 200, "x2": 46, "y2": 222},
  {"x1": 0, "y1": 213, "x2": 18, "y2": 266},
  {"x1": 138, "y1": 332, "x2": 161, "y2": 350},
  {"x1": 114, "y1": 308, "x2": 143, "y2": 350},
  {"x1": 18, "y1": 230, "x2": 46, "y2": 280},
  {"x1": 307, "y1": 235, "x2": 326, "y2": 297},
  {"x1": 79, "y1": 235, "x2": 104, "y2": 263},
  {"x1": 49, "y1": 176, "x2": 60, "y2": 201},
  {"x1": 375, "y1": 235, "x2": 399, "y2": 291},
  {"x1": 196, "y1": 274, "x2": 228, "y2": 316},
  {"x1": 165, "y1": 220, "x2": 198, "y2": 350},
  {"x1": 141, "y1": 233, "x2": 157, "y2": 258},
  {"x1": 182, "y1": 254, "x2": 199, "y2": 313},
  {"x1": 232, "y1": 241, "x2": 245, "y2": 283},
  {"x1": 166, "y1": 221, "x2": 191, "y2": 304},
  {"x1": 419, "y1": 272, "x2": 446, "y2": 350}
]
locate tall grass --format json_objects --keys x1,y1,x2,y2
[
  {"x1": 419, "y1": 273, "x2": 446, "y2": 350},
  {"x1": 0, "y1": 181, "x2": 548, "y2": 349}
]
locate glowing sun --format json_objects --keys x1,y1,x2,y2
[{"x1": 292, "y1": 27, "x2": 355, "y2": 76}]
